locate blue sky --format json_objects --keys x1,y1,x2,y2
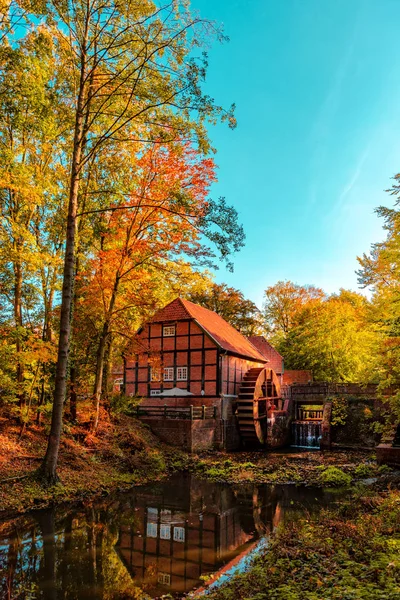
[{"x1": 191, "y1": 0, "x2": 400, "y2": 307}]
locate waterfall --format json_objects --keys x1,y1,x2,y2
[{"x1": 291, "y1": 421, "x2": 322, "y2": 448}]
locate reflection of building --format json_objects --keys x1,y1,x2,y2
[
  {"x1": 0, "y1": 474, "x2": 340, "y2": 599},
  {"x1": 117, "y1": 474, "x2": 274, "y2": 596},
  {"x1": 116, "y1": 475, "x2": 337, "y2": 596}
]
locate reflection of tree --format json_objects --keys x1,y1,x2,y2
[
  {"x1": 96, "y1": 512, "x2": 104, "y2": 594},
  {"x1": 36, "y1": 510, "x2": 57, "y2": 600},
  {"x1": 60, "y1": 513, "x2": 72, "y2": 599},
  {"x1": 0, "y1": 503, "x2": 146, "y2": 600},
  {"x1": 0, "y1": 520, "x2": 40, "y2": 599},
  {"x1": 0, "y1": 479, "x2": 348, "y2": 599},
  {"x1": 87, "y1": 507, "x2": 96, "y2": 593},
  {"x1": 3, "y1": 528, "x2": 19, "y2": 600}
]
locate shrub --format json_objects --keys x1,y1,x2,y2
[
  {"x1": 354, "y1": 463, "x2": 374, "y2": 479},
  {"x1": 203, "y1": 467, "x2": 226, "y2": 479},
  {"x1": 378, "y1": 464, "x2": 392, "y2": 474},
  {"x1": 142, "y1": 449, "x2": 166, "y2": 474},
  {"x1": 330, "y1": 396, "x2": 348, "y2": 426},
  {"x1": 109, "y1": 393, "x2": 141, "y2": 415},
  {"x1": 318, "y1": 466, "x2": 352, "y2": 487}
]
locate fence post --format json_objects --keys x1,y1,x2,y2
[
  {"x1": 164, "y1": 404, "x2": 167, "y2": 419},
  {"x1": 202, "y1": 405, "x2": 206, "y2": 420},
  {"x1": 190, "y1": 405, "x2": 194, "y2": 421}
]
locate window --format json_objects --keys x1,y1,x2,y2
[
  {"x1": 114, "y1": 377, "x2": 123, "y2": 392},
  {"x1": 160, "y1": 509, "x2": 171, "y2": 522},
  {"x1": 173, "y1": 527, "x2": 185, "y2": 542},
  {"x1": 146, "y1": 522, "x2": 158, "y2": 538},
  {"x1": 151, "y1": 367, "x2": 161, "y2": 382},
  {"x1": 176, "y1": 366, "x2": 188, "y2": 381},
  {"x1": 160, "y1": 524, "x2": 171, "y2": 539},
  {"x1": 158, "y1": 573, "x2": 171, "y2": 585},
  {"x1": 163, "y1": 367, "x2": 174, "y2": 381},
  {"x1": 163, "y1": 325, "x2": 175, "y2": 337},
  {"x1": 150, "y1": 389, "x2": 161, "y2": 396}
]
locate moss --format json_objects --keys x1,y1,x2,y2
[
  {"x1": 190, "y1": 450, "x2": 377, "y2": 487},
  {"x1": 354, "y1": 463, "x2": 375, "y2": 479},
  {"x1": 317, "y1": 466, "x2": 352, "y2": 487},
  {"x1": 378, "y1": 464, "x2": 392, "y2": 474}
]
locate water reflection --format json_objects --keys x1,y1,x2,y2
[{"x1": 0, "y1": 474, "x2": 343, "y2": 599}]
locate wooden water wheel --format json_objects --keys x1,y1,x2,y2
[{"x1": 237, "y1": 366, "x2": 282, "y2": 446}]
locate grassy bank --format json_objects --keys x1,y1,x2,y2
[
  {"x1": 201, "y1": 488, "x2": 400, "y2": 600},
  {"x1": 190, "y1": 448, "x2": 391, "y2": 487},
  {"x1": 0, "y1": 411, "x2": 179, "y2": 516},
  {"x1": 0, "y1": 412, "x2": 394, "y2": 518}
]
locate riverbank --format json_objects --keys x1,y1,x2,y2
[
  {"x1": 0, "y1": 413, "x2": 176, "y2": 517},
  {"x1": 200, "y1": 487, "x2": 400, "y2": 600},
  {"x1": 190, "y1": 447, "x2": 393, "y2": 486},
  {"x1": 0, "y1": 414, "x2": 395, "y2": 518}
]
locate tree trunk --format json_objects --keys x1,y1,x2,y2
[
  {"x1": 93, "y1": 324, "x2": 109, "y2": 431},
  {"x1": 40, "y1": 41, "x2": 88, "y2": 484},
  {"x1": 102, "y1": 333, "x2": 113, "y2": 412},
  {"x1": 68, "y1": 253, "x2": 81, "y2": 423},
  {"x1": 14, "y1": 251, "x2": 25, "y2": 416},
  {"x1": 36, "y1": 379, "x2": 45, "y2": 425},
  {"x1": 69, "y1": 365, "x2": 77, "y2": 422},
  {"x1": 93, "y1": 275, "x2": 120, "y2": 431},
  {"x1": 43, "y1": 285, "x2": 55, "y2": 344}
]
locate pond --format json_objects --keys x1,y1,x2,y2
[{"x1": 0, "y1": 474, "x2": 345, "y2": 599}]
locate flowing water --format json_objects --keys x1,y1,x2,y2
[
  {"x1": 291, "y1": 421, "x2": 322, "y2": 448},
  {"x1": 0, "y1": 473, "x2": 344, "y2": 599}
]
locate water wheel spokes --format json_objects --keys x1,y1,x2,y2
[{"x1": 237, "y1": 367, "x2": 281, "y2": 447}]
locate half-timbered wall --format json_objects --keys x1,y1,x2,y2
[
  {"x1": 125, "y1": 320, "x2": 219, "y2": 402},
  {"x1": 125, "y1": 318, "x2": 266, "y2": 429}
]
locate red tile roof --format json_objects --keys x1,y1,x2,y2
[
  {"x1": 151, "y1": 298, "x2": 267, "y2": 362},
  {"x1": 247, "y1": 336, "x2": 283, "y2": 374}
]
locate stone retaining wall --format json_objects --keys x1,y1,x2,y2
[{"x1": 140, "y1": 417, "x2": 220, "y2": 452}]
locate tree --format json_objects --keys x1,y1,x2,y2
[
  {"x1": 30, "y1": 0, "x2": 238, "y2": 482},
  {"x1": 0, "y1": 28, "x2": 65, "y2": 422},
  {"x1": 188, "y1": 282, "x2": 266, "y2": 335},
  {"x1": 357, "y1": 175, "x2": 400, "y2": 417},
  {"x1": 76, "y1": 141, "x2": 243, "y2": 428},
  {"x1": 278, "y1": 290, "x2": 380, "y2": 382},
  {"x1": 263, "y1": 281, "x2": 325, "y2": 342}
]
